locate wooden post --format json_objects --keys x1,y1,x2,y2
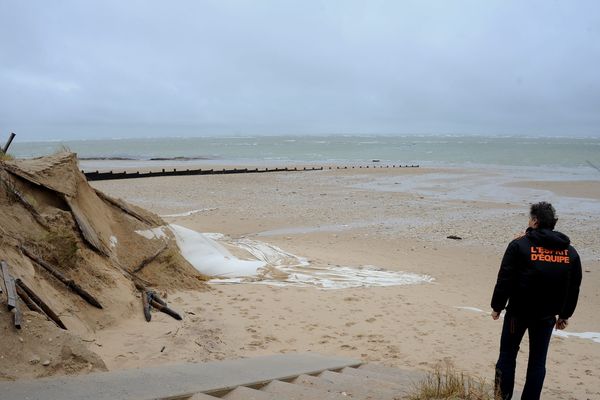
[
  {"x1": 2, "y1": 132, "x2": 16, "y2": 153},
  {"x1": 12, "y1": 293, "x2": 22, "y2": 329},
  {"x1": 1, "y1": 260, "x2": 17, "y2": 310}
]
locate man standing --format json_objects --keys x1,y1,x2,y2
[{"x1": 491, "y1": 202, "x2": 582, "y2": 400}]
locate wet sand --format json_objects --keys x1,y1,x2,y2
[{"x1": 91, "y1": 166, "x2": 600, "y2": 399}]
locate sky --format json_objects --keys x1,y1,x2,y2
[{"x1": 1, "y1": 1, "x2": 599, "y2": 141}]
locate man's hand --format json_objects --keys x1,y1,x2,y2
[
  {"x1": 556, "y1": 318, "x2": 568, "y2": 330},
  {"x1": 491, "y1": 311, "x2": 501, "y2": 320}
]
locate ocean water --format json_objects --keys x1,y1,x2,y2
[{"x1": 8, "y1": 135, "x2": 600, "y2": 168}]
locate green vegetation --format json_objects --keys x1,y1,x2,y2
[{"x1": 407, "y1": 362, "x2": 495, "y2": 400}]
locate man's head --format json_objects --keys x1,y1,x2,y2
[{"x1": 529, "y1": 201, "x2": 558, "y2": 230}]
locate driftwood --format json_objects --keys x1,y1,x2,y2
[
  {"x1": 447, "y1": 235, "x2": 462, "y2": 240},
  {"x1": 20, "y1": 246, "x2": 103, "y2": 309},
  {"x1": 134, "y1": 280, "x2": 147, "y2": 292},
  {"x1": 15, "y1": 284, "x2": 45, "y2": 315},
  {"x1": 150, "y1": 298, "x2": 182, "y2": 320},
  {"x1": 142, "y1": 290, "x2": 151, "y2": 322},
  {"x1": 15, "y1": 279, "x2": 67, "y2": 330},
  {"x1": 1, "y1": 260, "x2": 17, "y2": 310},
  {"x1": 136, "y1": 285, "x2": 182, "y2": 321},
  {"x1": 94, "y1": 189, "x2": 161, "y2": 226},
  {"x1": 133, "y1": 244, "x2": 168, "y2": 274},
  {"x1": 148, "y1": 290, "x2": 167, "y2": 307}
]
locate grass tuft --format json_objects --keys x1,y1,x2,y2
[
  {"x1": 43, "y1": 227, "x2": 80, "y2": 269},
  {"x1": 407, "y1": 361, "x2": 495, "y2": 400},
  {"x1": 53, "y1": 144, "x2": 72, "y2": 154},
  {"x1": 0, "y1": 152, "x2": 14, "y2": 161},
  {"x1": 0, "y1": 174, "x2": 20, "y2": 204}
]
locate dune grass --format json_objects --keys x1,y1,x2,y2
[
  {"x1": 0, "y1": 152, "x2": 14, "y2": 161},
  {"x1": 407, "y1": 362, "x2": 496, "y2": 400}
]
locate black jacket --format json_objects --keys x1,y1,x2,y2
[{"x1": 491, "y1": 228, "x2": 582, "y2": 319}]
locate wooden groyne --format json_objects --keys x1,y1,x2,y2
[{"x1": 83, "y1": 164, "x2": 419, "y2": 181}]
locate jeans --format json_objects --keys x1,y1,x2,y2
[{"x1": 495, "y1": 312, "x2": 556, "y2": 400}]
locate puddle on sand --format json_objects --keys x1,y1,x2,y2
[
  {"x1": 168, "y1": 224, "x2": 432, "y2": 290},
  {"x1": 552, "y1": 330, "x2": 600, "y2": 343}
]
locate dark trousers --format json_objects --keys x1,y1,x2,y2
[{"x1": 495, "y1": 312, "x2": 556, "y2": 400}]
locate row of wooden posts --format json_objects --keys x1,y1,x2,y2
[{"x1": 83, "y1": 164, "x2": 419, "y2": 181}]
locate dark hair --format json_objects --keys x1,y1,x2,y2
[{"x1": 530, "y1": 201, "x2": 558, "y2": 230}]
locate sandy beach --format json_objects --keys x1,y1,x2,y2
[{"x1": 81, "y1": 165, "x2": 600, "y2": 399}]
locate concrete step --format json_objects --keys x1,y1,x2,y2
[
  {"x1": 221, "y1": 386, "x2": 280, "y2": 400},
  {"x1": 261, "y1": 379, "x2": 349, "y2": 400},
  {"x1": 0, "y1": 353, "x2": 361, "y2": 400},
  {"x1": 293, "y1": 373, "x2": 400, "y2": 400}
]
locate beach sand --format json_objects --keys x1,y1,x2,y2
[{"x1": 90, "y1": 166, "x2": 600, "y2": 399}]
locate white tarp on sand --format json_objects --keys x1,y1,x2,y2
[{"x1": 166, "y1": 224, "x2": 433, "y2": 289}]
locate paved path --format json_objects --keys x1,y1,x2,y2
[{"x1": 0, "y1": 353, "x2": 361, "y2": 400}]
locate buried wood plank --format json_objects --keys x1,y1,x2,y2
[
  {"x1": 64, "y1": 196, "x2": 111, "y2": 257},
  {"x1": 20, "y1": 246, "x2": 102, "y2": 309},
  {"x1": 132, "y1": 244, "x2": 168, "y2": 274},
  {"x1": 15, "y1": 283, "x2": 45, "y2": 315},
  {"x1": 15, "y1": 279, "x2": 67, "y2": 330},
  {"x1": 94, "y1": 189, "x2": 163, "y2": 226}
]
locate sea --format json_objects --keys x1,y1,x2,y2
[{"x1": 8, "y1": 135, "x2": 600, "y2": 169}]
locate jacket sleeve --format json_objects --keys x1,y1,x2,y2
[
  {"x1": 559, "y1": 250, "x2": 583, "y2": 319},
  {"x1": 491, "y1": 241, "x2": 520, "y2": 312}
]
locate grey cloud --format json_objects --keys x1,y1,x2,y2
[{"x1": 0, "y1": 0, "x2": 599, "y2": 140}]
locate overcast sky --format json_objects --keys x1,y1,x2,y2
[{"x1": 1, "y1": 1, "x2": 599, "y2": 140}]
